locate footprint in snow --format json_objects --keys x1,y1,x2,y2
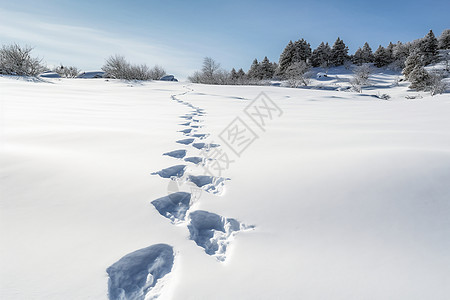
[
  {"x1": 151, "y1": 192, "x2": 192, "y2": 223},
  {"x1": 163, "y1": 149, "x2": 187, "y2": 159},
  {"x1": 184, "y1": 157, "x2": 204, "y2": 165},
  {"x1": 151, "y1": 165, "x2": 186, "y2": 179},
  {"x1": 192, "y1": 142, "x2": 220, "y2": 150},
  {"x1": 176, "y1": 138, "x2": 195, "y2": 145},
  {"x1": 107, "y1": 244, "x2": 174, "y2": 300},
  {"x1": 188, "y1": 210, "x2": 254, "y2": 262}
]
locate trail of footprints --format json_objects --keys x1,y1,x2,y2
[{"x1": 107, "y1": 88, "x2": 254, "y2": 300}]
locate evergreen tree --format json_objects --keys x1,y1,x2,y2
[
  {"x1": 260, "y1": 56, "x2": 275, "y2": 79},
  {"x1": 247, "y1": 58, "x2": 261, "y2": 80},
  {"x1": 278, "y1": 41, "x2": 295, "y2": 76},
  {"x1": 311, "y1": 42, "x2": 331, "y2": 67},
  {"x1": 420, "y1": 30, "x2": 439, "y2": 65},
  {"x1": 385, "y1": 42, "x2": 395, "y2": 65},
  {"x1": 392, "y1": 41, "x2": 410, "y2": 68},
  {"x1": 352, "y1": 48, "x2": 364, "y2": 65},
  {"x1": 292, "y1": 38, "x2": 312, "y2": 63},
  {"x1": 237, "y1": 68, "x2": 246, "y2": 83},
  {"x1": 361, "y1": 42, "x2": 374, "y2": 62},
  {"x1": 374, "y1": 45, "x2": 389, "y2": 67},
  {"x1": 330, "y1": 37, "x2": 349, "y2": 66},
  {"x1": 230, "y1": 68, "x2": 238, "y2": 84},
  {"x1": 438, "y1": 29, "x2": 450, "y2": 49},
  {"x1": 409, "y1": 65, "x2": 431, "y2": 91},
  {"x1": 403, "y1": 51, "x2": 422, "y2": 79}
]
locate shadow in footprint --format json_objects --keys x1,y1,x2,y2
[
  {"x1": 176, "y1": 138, "x2": 195, "y2": 145},
  {"x1": 163, "y1": 149, "x2": 187, "y2": 159},
  {"x1": 152, "y1": 165, "x2": 186, "y2": 179},
  {"x1": 188, "y1": 211, "x2": 250, "y2": 262},
  {"x1": 179, "y1": 128, "x2": 193, "y2": 134},
  {"x1": 184, "y1": 157, "x2": 203, "y2": 165},
  {"x1": 192, "y1": 142, "x2": 220, "y2": 150},
  {"x1": 190, "y1": 133, "x2": 209, "y2": 139},
  {"x1": 107, "y1": 244, "x2": 174, "y2": 300},
  {"x1": 188, "y1": 175, "x2": 229, "y2": 194},
  {"x1": 151, "y1": 192, "x2": 192, "y2": 223}
]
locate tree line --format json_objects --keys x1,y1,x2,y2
[{"x1": 189, "y1": 29, "x2": 450, "y2": 93}]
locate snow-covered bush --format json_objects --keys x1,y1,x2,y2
[
  {"x1": 350, "y1": 64, "x2": 371, "y2": 92},
  {"x1": 188, "y1": 57, "x2": 231, "y2": 85},
  {"x1": 285, "y1": 61, "x2": 311, "y2": 88},
  {"x1": 149, "y1": 65, "x2": 166, "y2": 80},
  {"x1": 102, "y1": 55, "x2": 164, "y2": 81},
  {"x1": 0, "y1": 44, "x2": 46, "y2": 76},
  {"x1": 428, "y1": 72, "x2": 448, "y2": 96},
  {"x1": 53, "y1": 65, "x2": 80, "y2": 78}
]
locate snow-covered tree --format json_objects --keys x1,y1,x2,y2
[
  {"x1": 311, "y1": 42, "x2": 331, "y2": 68},
  {"x1": 285, "y1": 61, "x2": 311, "y2": 88},
  {"x1": 201, "y1": 57, "x2": 221, "y2": 83},
  {"x1": 420, "y1": 30, "x2": 439, "y2": 65},
  {"x1": 53, "y1": 65, "x2": 80, "y2": 78},
  {"x1": 350, "y1": 64, "x2": 371, "y2": 92},
  {"x1": 149, "y1": 65, "x2": 166, "y2": 80},
  {"x1": 385, "y1": 42, "x2": 395, "y2": 65},
  {"x1": 392, "y1": 41, "x2": 410, "y2": 69},
  {"x1": 293, "y1": 39, "x2": 312, "y2": 63},
  {"x1": 0, "y1": 44, "x2": 46, "y2": 76},
  {"x1": 373, "y1": 45, "x2": 390, "y2": 67},
  {"x1": 247, "y1": 58, "x2": 261, "y2": 80},
  {"x1": 352, "y1": 43, "x2": 373, "y2": 66},
  {"x1": 408, "y1": 65, "x2": 431, "y2": 91},
  {"x1": 278, "y1": 41, "x2": 295, "y2": 76},
  {"x1": 330, "y1": 37, "x2": 349, "y2": 66},
  {"x1": 403, "y1": 51, "x2": 422, "y2": 79},
  {"x1": 102, "y1": 55, "x2": 131, "y2": 79},
  {"x1": 259, "y1": 56, "x2": 275, "y2": 79},
  {"x1": 438, "y1": 29, "x2": 450, "y2": 49}
]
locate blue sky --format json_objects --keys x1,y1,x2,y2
[{"x1": 0, "y1": 0, "x2": 448, "y2": 78}]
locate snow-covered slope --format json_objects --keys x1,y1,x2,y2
[{"x1": 1, "y1": 74, "x2": 449, "y2": 299}]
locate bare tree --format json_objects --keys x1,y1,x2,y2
[
  {"x1": 188, "y1": 57, "x2": 230, "y2": 85},
  {"x1": 0, "y1": 44, "x2": 46, "y2": 76},
  {"x1": 350, "y1": 64, "x2": 371, "y2": 93},
  {"x1": 102, "y1": 55, "x2": 131, "y2": 79},
  {"x1": 201, "y1": 57, "x2": 221, "y2": 84},
  {"x1": 149, "y1": 65, "x2": 166, "y2": 80}
]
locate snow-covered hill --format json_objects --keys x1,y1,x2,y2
[{"x1": 1, "y1": 74, "x2": 449, "y2": 300}]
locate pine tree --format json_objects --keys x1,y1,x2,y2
[
  {"x1": 330, "y1": 37, "x2": 349, "y2": 66},
  {"x1": 247, "y1": 58, "x2": 261, "y2": 80},
  {"x1": 409, "y1": 65, "x2": 431, "y2": 91},
  {"x1": 260, "y1": 56, "x2": 275, "y2": 79},
  {"x1": 392, "y1": 41, "x2": 410, "y2": 68},
  {"x1": 361, "y1": 42, "x2": 374, "y2": 63},
  {"x1": 311, "y1": 42, "x2": 331, "y2": 67},
  {"x1": 278, "y1": 41, "x2": 295, "y2": 76},
  {"x1": 438, "y1": 29, "x2": 450, "y2": 49},
  {"x1": 230, "y1": 68, "x2": 238, "y2": 84},
  {"x1": 420, "y1": 30, "x2": 439, "y2": 65},
  {"x1": 403, "y1": 51, "x2": 422, "y2": 79},
  {"x1": 237, "y1": 68, "x2": 246, "y2": 84},
  {"x1": 385, "y1": 42, "x2": 395, "y2": 65},
  {"x1": 374, "y1": 45, "x2": 389, "y2": 67},
  {"x1": 352, "y1": 48, "x2": 364, "y2": 65},
  {"x1": 292, "y1": 38, "x2": 312, "y2": 63}
]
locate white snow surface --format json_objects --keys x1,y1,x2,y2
[{"x1": 1, "y1": 73, "x2": 450, "y2": 299}]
